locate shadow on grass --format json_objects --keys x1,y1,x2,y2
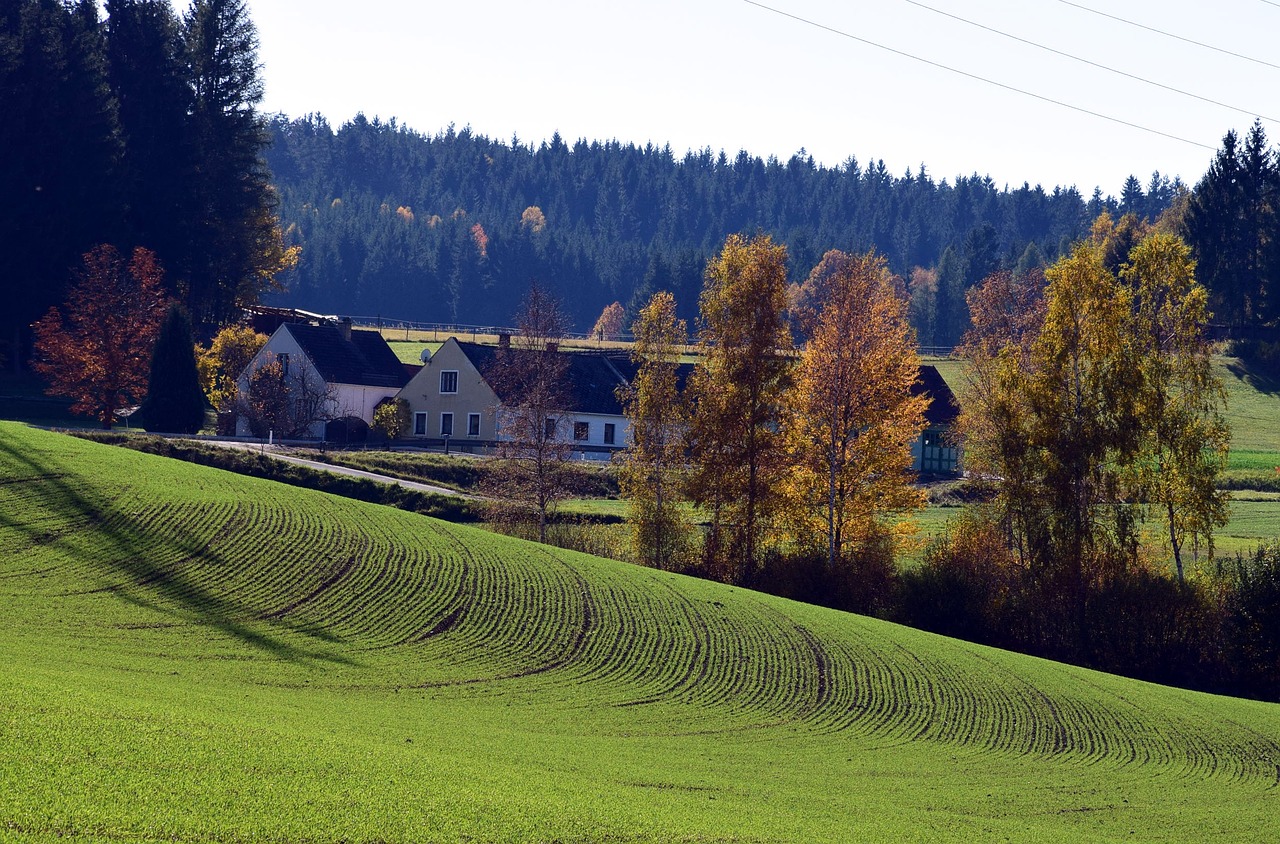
[
  {"x1": 1226, "y1": 359, "x2": 1280, "y2": 397},
  {"x1": 0, "y1": 431, "x2": 355, "y2": 666}
]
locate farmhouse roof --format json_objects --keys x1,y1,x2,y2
[
  {"x1": 916, "y1": 365, "x2": 959, "y2": 427},
  {"x1": 447, "y1": 337, "x2": 955, "y2": 425},
  {"x1": 285, "y1": 323, "x2": 408, "y2": 389},
  {"x1": 456, "y1": 341, "x2": 638, "y2": 416}
]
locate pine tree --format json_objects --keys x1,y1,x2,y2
[
  {"x1": 140, "y1": 303, "x2": 207, "y2": 433},
  {"x1": 1, "y1": 0, "x2": 123, "y2": 368},
  {"x1": 105, "y1": 0, "x2": 191, "y2": 293}
]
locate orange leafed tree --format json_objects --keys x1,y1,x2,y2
[
  {"x1": 591, "y1": 301, "x2": 626, "y2": 341},
  {"x1": 783, "y1": 250, "x2": 928, "y2": 569},
  {"x1": 32, "y1": 245, "x2": 168, "y2": 428}
]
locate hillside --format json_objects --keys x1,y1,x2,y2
[{"x1": 2, "y1": 422, "x2": 1279, "y2": 842}]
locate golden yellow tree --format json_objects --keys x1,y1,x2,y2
[
  {"x1": 617, "y1": 291, "x2": 691, "y2": 570},
  {"x1": 1122, "y1": 232, "x2": 1229, "y2": 580},
  {"x1": 783, "y1": 250, "x2": 928, "y2": 570},
  {"x1": 956, "y1": 221, "x2": 1229, "y2": 651},
  {"x1": 196, "y1": 324, "x2": 268, "y2": 415},
  {"x1": 686, "y1": 233, "x2": 792, "y2": 581}
]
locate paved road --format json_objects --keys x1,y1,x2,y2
[{"x1": 206, "y1": 441, "x2": 475, "y2": 500}]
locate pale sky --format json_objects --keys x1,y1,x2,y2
[{"x1": 250, "y1": 0, "x2": 1280, "y2": 196}]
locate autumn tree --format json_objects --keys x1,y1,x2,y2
[
  {"x1": 32, "y1": 245, "x2": 168, "y2": 428},
  {"x1": 139, "y1": 302, "x2": 206, "y2": 433},
  {"x1": 1122, "y1": 232, "x2": 1230, "y2": 580},
  {"x1": 783, "y1": 250, "x2": 928, "y2": 570},
  {"x1": 591, "y1": 301, "x2": 626, "y2": 341},
  {"x1": 686, "y1": 234, "x2": 792, "y2": 581},
  {"x1": 617, "y1": 291, "x2": 691, "y2": 570},
  {"x1": 371, "y1": 397, "x2": 411, "y2": 443},
  {"x1": 955, "y1": 267, "x2": 1047, "y2": 563},
  {"x1": 485, "y1": 283, "x2": 574, "y2": 543},
  {"x1": 956, "y1": 221, "x2": 1228, "y2": 651},
  {"x1": 195, "y1": 322, "x2": 267, "y2": 427}
]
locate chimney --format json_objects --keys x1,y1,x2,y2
[
  {"x1": 498, "y1": 332, "x2": 510, "y2": 350},
  {"x1": 339, "y1": 317, "x2": 352, "y2": 342}
]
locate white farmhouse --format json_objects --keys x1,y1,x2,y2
[{"x1": 236, "y1": 319, "x2": 410, "y2": 440}]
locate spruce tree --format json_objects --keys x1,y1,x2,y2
[
  {"x1": 182, "y1": 0, "x2": 283, "y2": 328},
  {"x1": 105, "y1": 0, "x2": 191, "y2": 295},
  {"x1": 141, "y1": 303, "x2": 207, "y2": 433}
]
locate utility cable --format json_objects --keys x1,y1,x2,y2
[
  {"x1": 1054, "y1": 0, "x2": 1280, "y2": 72},
  {"x1": 740, "y1": 0, "x2": 1216, "y2": 150},
  {"x1": 905, "y1": 0, "x2": 1278, "y2": 123}
]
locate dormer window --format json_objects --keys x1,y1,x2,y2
[{"x1": 439, "y1": 370, "x2": 458, "y2": 394}]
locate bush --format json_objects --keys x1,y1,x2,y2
[
  {"x1": 748, "y1": 533, "x2": 898, "y2": 617},
  {"x1": 897, "y1": 510, "x2": 1018, "y2": 645},
  {"x1": 1224, "y1": 543, "x2": 1280, "y2": 700}
]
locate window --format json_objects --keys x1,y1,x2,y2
[
  {"x1": 467, "y1": 413, "x2": 481, "y2": 437},
  {"x1": 413, "y1": 412, "x2": 427, "y2": 436},
  {"x1": 920, "y1": 428, "x2": 958, "y2": 474},
  {"x1": 439, "y1": 370, "x2": 458, "y2": 394},
  {"x1": 276, "y1": 352, "x2": 290, "y2": 377},
  {"x1": 603, "y1": 423, "x2": 616, "y2": 445},
  {"x1": 545, "y1": 417, "x2": 558, "y2": 439},
  {"x1": 573, "y1": 421, "x2": 589, "y2": 442},
  {"x1": 440, "y1": 412, "x2": 454, "y2": 436}
]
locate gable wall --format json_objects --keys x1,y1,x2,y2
[{"x1": 398, "y1": 339, "x2": 502, "y2": 442}]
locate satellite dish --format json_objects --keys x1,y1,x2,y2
[{"x1": 420, "y1": 347, "x2": 432, "y2": 363}]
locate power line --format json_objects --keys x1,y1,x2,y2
[
  {"x1": 1054, "y1": 0, "x2": 1280, "y2": 72},
  {"x1": 904, "y1": 0, "x2": 1278, "y2": 123},
  {"x1": 740, "y1": 0, "x2": 1216, "y2": 151}
]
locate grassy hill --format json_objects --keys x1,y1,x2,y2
[{"x1": 2, "y1": 422, "x2": 1279, "y2": 842}]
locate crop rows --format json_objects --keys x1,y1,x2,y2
[{"x1": 3, "y1": 424, "x2": 1279, "y2": 787}]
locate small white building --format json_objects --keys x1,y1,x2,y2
[{"x1": 236, "y1": 320, "x2": 410, "y2": 440}]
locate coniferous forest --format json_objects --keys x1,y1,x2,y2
[{"x1": 263, "y1": 113, "x2": 1188, "y2": 340}]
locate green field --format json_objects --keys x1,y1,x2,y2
[{"x1": 2, "y1": 422, "x2": 1279, "y2": 842}]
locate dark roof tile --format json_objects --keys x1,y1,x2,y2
[{"x1": 286, "y1": 324, "x2": 408, "y2": 389}]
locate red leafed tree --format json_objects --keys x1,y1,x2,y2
[{"x1": 32, "y1": 245, "x2": 168, "y2": 428}]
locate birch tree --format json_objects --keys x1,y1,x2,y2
[
  {"x1": 783, "y1": 250, "x2": 928, "y2": 569},
  {"x1": 686, "y1": 234, "x2": 792, "y2": 581},
  {"x1": 617, "y1": 291, "x2": 691, "y2": 569}
]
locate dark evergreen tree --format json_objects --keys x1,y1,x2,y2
[
  {"x1": 256, "y1": 115, "x2": 1178, "y2": 336},
  {"x1": 1185, "y1": 124, "x2": 1280, "y2": 326},
  {"x1": 140, "y1": 302, "x2": 207, "y2": 433},
  {"x1": 0, "y1": 0, "x2": 123, "y2": 369},
  {"x1": 1120, "y1": 175, "x2": 1144, "y2": 218},
  {"x1": 182, "y1": 0, "x2": 280, "y2": 328},
  {"x1": 105, "y1": 0, "x2": 191, "y2": 298}
]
